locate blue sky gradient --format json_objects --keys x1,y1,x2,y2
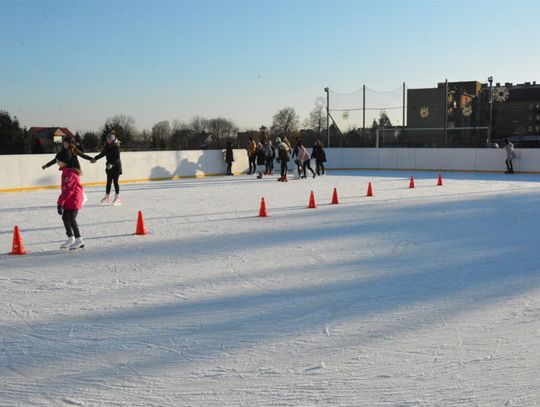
[{"x1": 1, "y1": 0, "x2": 538, "y2": 133}]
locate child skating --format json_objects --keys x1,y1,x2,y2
[
  {"x1": 93, "y1": 131, "x2": 123, "y2": 205},
  {"x1": 56, "y1": 149, "x2": 85, "y2": 250}
]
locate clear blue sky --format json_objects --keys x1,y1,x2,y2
[{"x1": 1, "y1": 0, "x2": 538, "y2": 133}]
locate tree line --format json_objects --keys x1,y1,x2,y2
[{"x1": 1, "y1": 96, "x2": 395, "y2": 154}]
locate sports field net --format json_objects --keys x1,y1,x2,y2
[{"x1": 328, "y1": 85, "x2": 405, "y2": 133}]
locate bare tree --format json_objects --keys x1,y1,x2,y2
[
  {"x1": 207, "y1": 117, "x2": 238, "y2": 146},
  {"x1": 102, "y1": 114, "x2": 136, "y2": 146},
  {"x1": 270, "y1": 107, "x2": 300, "y2": 139},
  {"x1": 189, "y1": 116, "x2": 208, "y2": 136},
  {"x1": 304, "y1": 97, "x2": 328, "y2": 138},
  {"x1": 151, "y1": 120, "x2": 172, "y2": 149}
]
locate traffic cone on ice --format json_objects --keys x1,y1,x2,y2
[
  {"x1": 10, "y1": 225, "x2": 27, "y2": 255},
  {"x1": 437, "y1": 174, "x2": 443, "y2": 186},
  {"x1": 331, "y1": 187, "x2": 339, "y2": 205},
  {"x1": 308, "y1": 191, "x2": 316, "y2": 209},
  {"x1": 258, "y1": 197, "x2": 268, "y2": 217},
  {"x1": 409, "y1": 176, "x2": 415, "y2": 189},
  {"x1": 135, "y1": 211, "x2": 148, "y2": 235},
  {"x1": 366, "y1": 182, "x2": 373, "y2": 197}
]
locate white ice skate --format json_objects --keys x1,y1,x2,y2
[
  {"x1": 113, "y1": 195, "x2": 122, "y2": 206},
  {"x1": 60, "y1": 236, "x2": 75, "y2": 250},
  {"x1": 69, "y1": 237, "x2": 85, "y2": 250},
  {"x1": 100, "y1": 194, "x2": 110, "y2": 205}
]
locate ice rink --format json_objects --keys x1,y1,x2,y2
[{"x1": 2, "y1": 170, "x2": 540, "y2": 406}]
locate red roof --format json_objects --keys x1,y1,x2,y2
[{"x1": 29, "y1": 127, "x2": 75, "y2": 139}]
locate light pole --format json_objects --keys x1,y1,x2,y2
[
  {"x1": 324, "y1": 87, "x2": 329, "y2": 147},
  {"x1": 488, "y1": 76, "x2": 493, "y2": 145}
]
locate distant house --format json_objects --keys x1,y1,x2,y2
[{"x1": 29, "y1": 127, "x2": 75, "y2": 153}]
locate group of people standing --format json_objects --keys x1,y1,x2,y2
[
  {"x1": 227, "y1": 136, "x2": 326, "y2": 182},
  {"x1": 41, "y1": 131, "x2": 123, "y2": 250}
]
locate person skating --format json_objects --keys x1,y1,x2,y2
[
  {"x1": 224, "y1": 141, "x2": 234, "y2": 175},
  {"x1": 255, "y1": 141, "x2": 267, "y2": 179},
  {"x1": 42, "y1": 136, "x2": 93, "y2": 173},
  {"x1": 311, "y1": 140, "x2": 326, "y2": 175},
  {"x1": 246, "y1": 137, "x2": 257, "y2": 175},
  {"x1": 297, "y1": 141, "x2": 316, "y2": 179},
  {"x1": 56, "y1": 149, "x2": 85, "y2": 250},
  {"x1": 263, "y1": 140, "x2": 274, "y2": 175},
  {"x1": 275, "y1": 137, "x2": 290, "y2": 182},
  {"x1": 503, "y1": 138, "x2": 516, "y2": 174},
  {"x1": 92, "y1": 131, "x2": 123, "y2": 205}
]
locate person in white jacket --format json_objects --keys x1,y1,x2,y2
[
  {"x1": 297, "y1": 141, "x2": 316, "y2": 179},
  {"x1": 503, "y1": 138, "x2": 516, "y2": 174}
]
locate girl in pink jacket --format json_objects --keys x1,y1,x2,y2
[{"x1": 56, "y1": 149, "x2": 85, "y2": 249}]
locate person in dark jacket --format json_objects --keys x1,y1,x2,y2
[
  {"x1": 42, "y1": 137, "x2": 93, "y2": 173},
  {"x1": 275, "y1": 137, "x2": 290, "y2": 182},
  {"x1": 224, "y1": 141, "x2": 234, "y2": 175},
  {"x1": 93, "y1": 131, "x2": 123, "y2": 205},
  {"x1": 311, "y1": 140, "x2": 327, "y2": 175},
  {"x1": 256, "y1": 141, "x2": 267, "y2": 179}
]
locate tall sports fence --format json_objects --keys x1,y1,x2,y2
[{"x1": 325, "y1": 82, "x2": 492, "y2": 148}]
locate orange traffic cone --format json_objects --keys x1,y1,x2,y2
[
  {"x1": 366, "y1": 182, "x2": 373, "y2": 197},
  {"x1": 308, "y1": 191, "x2": 316, "y2": 209},
  {"x1": 409, "y1": 176, "x2": 415, "y2": 189},
  {"x1": 437, "y1": 174, "x2": 443, "y2": 186},
  {"x1": 10, "y1": 225, "x2": 27, "y2": 255},
  {"x1": 331, "y1": 187, "x2": 339, "y2": 205},
  {"x1": 135, "y1": 211, "x2": 148, "y2": 235},
  {"x1": 258, "y1": 197, "x2": 268, "y2": 217}
]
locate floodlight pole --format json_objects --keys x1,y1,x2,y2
[
  {"x1": 444, "y1": 79, "x2": 448, "y2": 148},
  {"x1": 362, "y1": 84, "x2": 366, "y2": 139},
  {"x1": 324, "y1": 87, "x2": 330, "y2": 147},
  {"x1": 488, "y1": 76, "x2": 493, "y2": 145}
]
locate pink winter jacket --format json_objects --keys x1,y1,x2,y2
[{"x1": 57, "y1": 167, "x2": 84, "y2": 210}]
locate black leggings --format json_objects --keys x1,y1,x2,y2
[
  {"x1": 302, "y1": 160, "x2": 316, "y2": 177},
  {"x1": 315, "y1": 160, "x2": 325, "y2": 175},
  {"x1": 62, "y1": 210, "x2": 80, "y2": 238},
  {"x1": 280, "y1": 161, "x2": 288, "y2": 178},
  {"x1": 106, "y1": 173, "x2": 120, "y2": 195}
]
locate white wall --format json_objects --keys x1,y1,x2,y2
[{"x1": 1, "y1": 147, "x2": 538, "y2": 192}]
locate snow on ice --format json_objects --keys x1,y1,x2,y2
[{"x1": 1, "y1": 170, "x2": 540, "y2": 406}]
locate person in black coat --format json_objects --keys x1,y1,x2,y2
[
  {"x1": 224, "y1": 141, "x2": 234, "y2": 175},
  {"x1": 93, "y1": 131, "x2": 123, "y2": 205},
  {"x1": 256, "y1": 141, "x2": 267, "y2": 179},
  {"x1": 311, "y1": 140, "x2": 327, "y2": 176}
]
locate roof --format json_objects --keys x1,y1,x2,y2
[{"x1": 29, "y1": 127, "x2": 75, "y2": 139}]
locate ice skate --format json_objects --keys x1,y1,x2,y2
[
  {"x1": 60, "y1": 236, "x2": 75, "y2": 250},
  {"x1": 69, "y1": 237, "x2": 85, "y2": 250},
  {"x1": 113, "y1": 195, "x2": 122, "y2": 206},
  {"x1": 100, "y1": 194, "x2": 110, "y2": 204}
]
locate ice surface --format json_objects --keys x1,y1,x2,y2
[{"x1": 1, "y1": 170, "x2": 540, "y2": 406}]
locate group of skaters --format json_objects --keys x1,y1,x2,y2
[
  {"x1": 40, "y1": 131, "x2": 123, "y2": 250},
  {"x1": 225, "y1": 136, "x2": 327, "y2": 182}
]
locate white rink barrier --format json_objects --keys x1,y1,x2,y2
[{"x1": 1, "y1": 147, "x2": 539, "y2": 192}]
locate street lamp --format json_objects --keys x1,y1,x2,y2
[
  {"x1": 488, "y1": 76, "x2": 493, "y2": 146},
  {"x1": 324, "y1": 87, "x2": 329, "y2": 147}
]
